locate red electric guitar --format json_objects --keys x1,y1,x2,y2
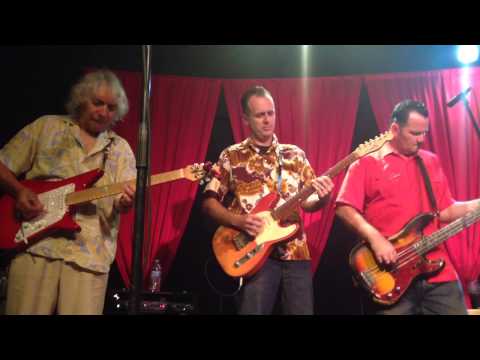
[{"x1": 0, "y1": 163, "x2": 209, "y2": 252}]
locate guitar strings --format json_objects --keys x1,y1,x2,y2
[
  {"x1": 362, "y1": 216, "x2": 470, "y2": 276},
  {"x1": 359, "y1": 213, "x2": 479, "y2": 291},
  {"x1": 362, "y1": 232, "x2": 448, "y2": 277},
  {"x1": 362, "y1": 239, "x2": 433, "y2": 276}
]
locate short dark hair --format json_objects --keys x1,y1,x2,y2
[
  {"x1": 240, "y1": 86, "x2": 273, "y2": 115},
  {"x1": 391, "y1": 99, "x2": 429, "y2": 126}
]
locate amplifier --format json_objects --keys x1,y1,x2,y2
[{"x1": 110, "y1": 289, "x2": 197, "y2": 315}]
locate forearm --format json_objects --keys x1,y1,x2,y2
[
  {"x1": 202, "y1": 197, "x2": 240, "y2": 228},
  {"x1": 336, "y1": 204, "x2": 398, "y2": 264},
  {"x1": 336, "y1": 204, "x2": 384, "y2": 245},
  {"x1": 0, "y1": 160, "x2": 24, "y2": 198},
  {"x1": 0, "y1": 160, "x2": 44, "y2": 218},
  {"x1": 439, "y1": 199, "x2": 480, "y2": 223}
]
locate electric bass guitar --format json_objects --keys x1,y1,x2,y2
[
  {"x1": 350, "y1": 206, "x2": 480, "y2": 305},
  {"x1": 0, "y1": 163, "x2": 209, "y2": 252},
  {"x1": 212, "y1": 131, "x2": 394, "y2": 278}
]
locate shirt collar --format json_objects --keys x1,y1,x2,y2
[
  {"x1": 66, "y1": 116, "x2": 116, "y2": 151},
  {"x1": 377, "y1": 141, "x2": 395, "y2": 159},
  {"x1": 376, "y1": 141, "x2": 423, "y2": 161},
  {"x1": 244, "y1": 134, "x2": 279, "y2": 154}
]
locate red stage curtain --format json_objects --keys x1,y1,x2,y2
[
  {"x1": 223, "y1": 77, "x2": 362, "y2": 271},
  {"x1": 364, "y1": 67, "x2": 480, "y2": 306},
  {"x1": 440, "y1": 67, "x2": 480, "y2": 306},
  {"x1": 112, "y1": 71, "x2": 221, "y2": 288}
]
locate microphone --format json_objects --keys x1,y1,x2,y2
[{"x1": 447, "y1": 86, "x2": 472, "y2": 107}]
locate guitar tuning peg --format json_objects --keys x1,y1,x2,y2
[
  {"x1": 200, "y1": 175, "x2": 212, "y2": 186},
  {"x1": 204, "y1": 161, "x2": 213, "y2": 172}
]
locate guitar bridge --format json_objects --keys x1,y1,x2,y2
[
  {"x1": 234, "y1": 244, "x2": 264, "y2": 268},
  {"x1": 360, "y1": 271, "x2": 374, "y2": 287}
]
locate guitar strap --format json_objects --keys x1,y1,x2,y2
[
  {"x1": 101, "y1": 137, "x2": 116, "y2": 172},
  {"x1": 275, "y1": 144, "x2": 283, "y2": 194},
  {"x1": 415, "y1": 155, "x2": 439, "y2": 217}
]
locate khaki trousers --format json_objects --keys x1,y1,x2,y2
[{"x1": 6, "y1": 253, "x2": 108, "y2": 315}]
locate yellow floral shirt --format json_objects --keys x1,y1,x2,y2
[
  {"x1": 204, "y1": 135, "x2": 317, "y2": 260},
  {"x1": 0, "y1": 115, "x2": 136, "y2": 273}
]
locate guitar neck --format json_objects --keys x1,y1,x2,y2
[
  {"x1": 272, "y1": 152, "x2": 359, "y2": 221},
  {"x1": 419, "y1": 206, "x2": 480, "y2": 255},
  {"x1": 66, "y1": 169, "x2": 186, "y2": 206}
]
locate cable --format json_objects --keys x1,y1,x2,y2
[{"x1": 203, "y1": 257, "x2": 243, "y2": 297}]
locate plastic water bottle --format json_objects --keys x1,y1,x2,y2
[{"x1": 149, "y1": 259, "x2": 162, "y2": 293}]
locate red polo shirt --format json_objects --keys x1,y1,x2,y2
[{"x1": 336, "y1": 143, "x2": 458, "y2": 283}]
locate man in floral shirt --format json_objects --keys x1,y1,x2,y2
[
  {"x1": 0, "y1": 70, "x2": 136, "y2": 314},
  {"x1": 203, "y1": 86, "x2": 334, "y2": 314}
]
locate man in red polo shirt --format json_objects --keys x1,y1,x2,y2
[{"x1": 336, "y1": 99, "x2": 480, "y2": 315}]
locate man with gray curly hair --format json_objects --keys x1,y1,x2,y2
[
  {"x1": 0, "y1": 69, "x2": 137, "y2": 315},
  {"x1": 66, "y1": 70, "x2": 130, "y2": 126}
]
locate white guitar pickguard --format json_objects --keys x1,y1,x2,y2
[
  {"x1": 254, "y1": 211, "x2": 298, "y2": 245},
  {"x1": 14, "y1": 183, "x2": 75, "y2": 244}
]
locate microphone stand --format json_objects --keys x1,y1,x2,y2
[
  {"x1": 460, "y1": 95, "x2": 480, "y2": 140},
  {"x1": 128, "y1": 45, "x2": 152, "y2": 315}
]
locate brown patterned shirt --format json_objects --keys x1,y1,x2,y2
[{"x1": 204, "y1": 135, "x2": 318, "y2": 260}]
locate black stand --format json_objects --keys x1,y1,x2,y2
[
  {"x1": 128, "y1": 45, "x2": 152, "y2": 315},
  {"x1": 461, "y1": 96, "x2": 480, "y2": 140}
]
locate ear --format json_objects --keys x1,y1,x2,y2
[
  {"x1": 391, "y1": 122, "x2": 400, "y2": 136},
  {"x1": 242, "y1": 114, "x2": 250, "y2": 128}
]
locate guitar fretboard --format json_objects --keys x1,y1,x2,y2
[
  {"x1": 272, "y1": 152, "x2": 359, "y2": 221},
  {"x1": 65, "y1": 169, "x2": 185, "y2": 205},
  {"x1": 416, "y1": 206, "x2": 480, "y2": 255}
]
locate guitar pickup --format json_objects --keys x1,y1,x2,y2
[
  {"x1": 14, "y1": 183, "x2": 75, "y2": 244},
  {"x1": 234, "y1": 245, "x2": 264, "y2": 268}
]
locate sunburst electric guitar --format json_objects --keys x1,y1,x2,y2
[
  {"x1": 350, "y1": 205, "x2": 480, "y2": 305},
  {"x1": 212, "y1": 131, "x2": 394, "y2": 278},
  {"x1": 0, "y1": 163, "x2": 209, "y2": 252}
]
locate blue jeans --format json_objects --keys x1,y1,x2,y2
[
  {"x1": 371, "y1": 279, "x2": 468, "y2": 315},
  {"x1": 236, "y1": 258, "x2": 314, "y2": 315}
]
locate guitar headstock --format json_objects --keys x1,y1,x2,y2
[
  {"x1": 354, "y1": 131, "x2": 393, "y2": 157},
  {"x1": 184, "y1": 162, "x2": 213, "y2": 182}
]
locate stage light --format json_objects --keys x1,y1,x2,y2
[
  {"x1": 457, "y1": 45, "x2": 479, "y2": 65},
  {"x1": 301, "y1": 45, "x2": 310, "y2": 122},
  {"x1": 301, "y1": 45, "x2": 310, "y2": 75}
]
